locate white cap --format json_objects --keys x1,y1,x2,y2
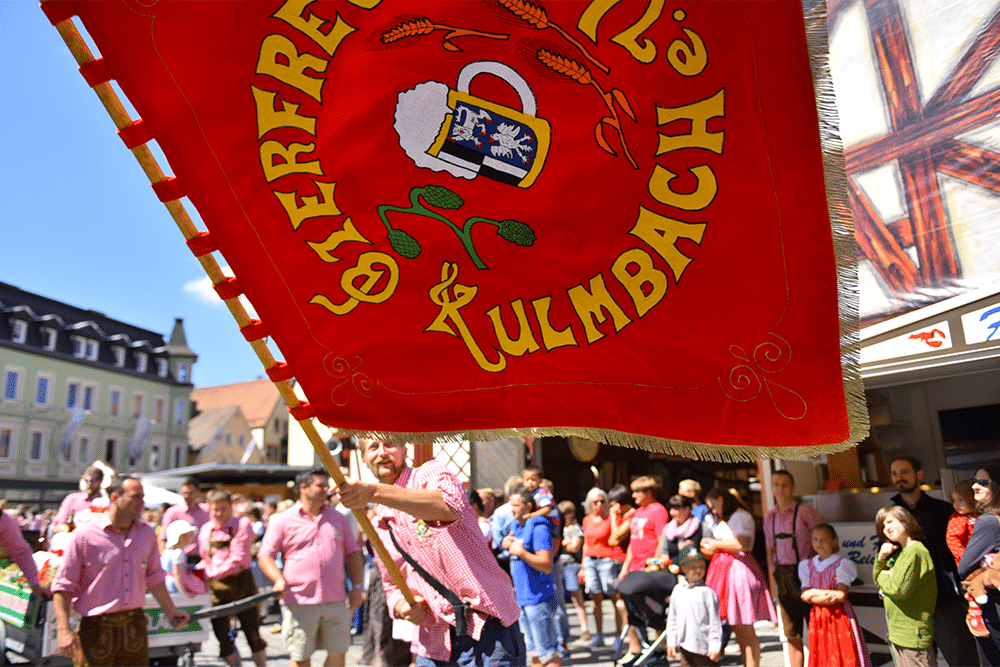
[{"x1": 165, "y1": 520, "x2": 196, "y2": 549}]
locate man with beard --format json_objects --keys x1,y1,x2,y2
[
  {"x1": 890, "y1": 456, "x2": 979, "y2": 667},
  {"x1": 338, "y1": 440, "x2": 524, "y2": 667}
]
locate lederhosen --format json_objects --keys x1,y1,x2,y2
[
  {"x1": 75, "y1": 608, "x2": 148, "y2": 667},
  {"x1": 207, "y1": 527, "x2": 267, "y2": 658},
  {"x1": 772, "y1": 502, "x2": 808, "y2": 639}
]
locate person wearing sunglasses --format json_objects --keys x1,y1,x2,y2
[
  {"x1": 53, "y1": 466, "x2": 107, "y2": 529},
  {"x1": 580, "y1": 487, "x2": 624, "y2": 649},
  {"x1": 959, "y1": 466, "x2": 1000, "y2": 666}
]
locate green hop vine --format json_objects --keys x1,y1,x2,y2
[{"x1": 377, "y1": 185, "x2": 537, "y2": 270}]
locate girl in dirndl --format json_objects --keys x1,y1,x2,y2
[
  {"x1": 701, "y1": 487, "x2": 776, "y2": 667},
  {"x1": 799, "y1": 524, "x2": 871, "y2": 667}
]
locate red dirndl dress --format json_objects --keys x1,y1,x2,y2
[{"x1": 804, "y1": 556, "x2": 871, "y2": 667}]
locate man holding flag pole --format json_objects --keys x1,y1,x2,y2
[{"x1": 338, "y1": 439, "x2": 525, "y2": 667}]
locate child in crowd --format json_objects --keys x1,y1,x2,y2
[
  {"x1": 666, "y1": 545, "x2": 722, "y2": 666},
  {"x1": 946, "y1": 479, "x2": 980, "y2": 563},
  {"x1": 799, "y1": 524, "x2": 870, "y2": 667},
  {"x1": 873, "y1": 506, "x2": 937, "y2": 667},
  {"x1": 161, "y1": 520, "x2": 206, "y2": 596},
  {"x1": 522, "y1": 467, "x2": 560, "y2": 528},
  {"x1": 945, "y1": 478, "x2": 986, "y2": 635},
  {"x1": 504, "y1": 489, "x2": 562, "y2": 667}
]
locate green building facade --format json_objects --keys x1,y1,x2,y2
[{"x1": 0, "y1": 281, "x2": 196, "y2": 508}]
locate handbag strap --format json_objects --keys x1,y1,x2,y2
[{"x1": 386, "y1": 521, "x2": 469, "y2": 636}]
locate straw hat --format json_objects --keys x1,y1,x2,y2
[{"x1": 165, "y1": 520, "x2": 196, "y2": 549}]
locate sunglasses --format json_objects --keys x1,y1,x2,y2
[{"x1": 974, "y1": 478, "x2": 992, "y2": 487}]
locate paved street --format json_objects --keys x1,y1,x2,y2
[{"x1": 191, "y1": 598, "x2": 786, "y2": 667}]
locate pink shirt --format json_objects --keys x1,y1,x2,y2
[
  {"x1": 0, "y1": 512, "x2": 39, "y2": 587},
  {"x1": 160, "y1": 502, "x2": 210, "y2": 555},
  {"x1": 51, "y1": 515, "x2": 165, "y2": 617},
  {"x1": 763, "y1": 501, "x2": 824, "y2": 566},
  {"x1": 260, "y1": 502, "x2": 359, "y2": 605},
  {"x1": 198, "y1": 515, "x2": 253, "y2": 581},
  {"x1": 628, "y1": 502, "x2": 669, "y2": 570},
  {"x1": 373, "y1": 462, "x2": 520, "y2": 662},
  {"x1": 54, "y1": 491, "x2": 107, "y2": 524}
]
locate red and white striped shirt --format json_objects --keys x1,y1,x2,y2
[{"x1": 373, "y1": 462, "x2": 519, "y2": 662}]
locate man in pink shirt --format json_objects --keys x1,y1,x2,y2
[
  {"x1": 339, "y1": 440, "x2": 523, "y2": 667},
  {"x1": 763, "y1": 470, "x2": 824, "y2": 667},
  {"x1": 160, "y1": 476, "x2": 210, "y2": 561},
  {"x1": 53, "y1": 466, "x2": 108, "y2": 527},
  {"x1": 199, "y1": 488, "x2": 267, "y2": 667},
  {"x1": 259, "y1": 468, "x2": 365, "y2": 667},
  {"x1": 0, "y1": 511, "x2": 45, "y2": 598},
  {"x1": 52, "y1": 475, "x2": 188, "y2": 665}
]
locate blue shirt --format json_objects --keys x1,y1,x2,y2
[
  {"x1": 692, "y1": 503, "x2": 709, "y2": 521},
  {"x1": 510, "y1": 517, "x2": 555, "y2": 607}
]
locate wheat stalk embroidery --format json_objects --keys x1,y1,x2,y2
[
  {"x1": 496, "y1": 0, "x2": 609, "y2": 74},
  {"x1": 537, "y1": 49, "x2": 637, "y2": 169},
  {"x1": 381, "y1": 16, "x2": 508, "y2": 52}
]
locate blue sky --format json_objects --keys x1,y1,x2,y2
[{"x1": 1, "y1": 2, "x2": 262, "y2": 388}]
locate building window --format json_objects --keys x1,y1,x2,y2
[
  {"x1": 173, "y1": 445, "x2": 183, "y2": 468},
  {"x1": 175, "y1": 400, "x2": 187, "y2": 426},
  {"x1": 11, "y1": 320, "x2": 27, "y2": 343},
  {"x1": 113, "y1": 347, "x2": 125, "y2": 367},
  {"x1": 71, "y1": 336, "x2": 86, "y2": 358},
  {"x1": 41, "y1": 327, "x2": 57, "y2": 351},
  {"x1": 150, "y1": 444, "x2": 161, "y2": 470},
  {"x1": 83, "y1": 386, "x2": 95, "y2": 412},
  {"x1": 85, "y1": 340, "x2": 99, "y2": 361},
  {"x1": 156, "y1": 358, "x2": 168, "y2": 378},
  {"x1": 109, "y1": 389, "x2": 121, "y2": 417},
  {"x1": 178, "y1": 364, "x2": 189, "y2": 382},
  {"x1": 132, "y1": 393, "x2": 145, "y2": 419},
  {"x1": 29, "y1": 432, "x2": 44, "y2": 462},
  {"x1": 61, "y1": 437, "x2": 72, "y2": 462},
  {"x1": 135, "y1": 352, "x2": 148, "y2": 373},
  {"x1": 67, "y1": 382, "x2": 79, "y2": 409},
  {"x1": 79, "y1": 437, "x2": 90, "y2": 464},
  {"x1": 106, "y1": 439, "x2": 117, "y2": 464},
  {"x1": 4, "y1": 370, "x2": 19, "y2": 402},
  {"x1": 35, "y1": 376, "x2": 50, "y2": 407},
  {"x1": 154, "y1": 397, "x2": 165, "y2": 423},
  {"x1": 0, "y1": 428, "x2": 12, "y2": 459}
]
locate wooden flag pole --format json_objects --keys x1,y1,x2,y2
[{"x1": 44, "y1": 6, "x2": 416, "y2": 606}]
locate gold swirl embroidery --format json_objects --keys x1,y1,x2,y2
[
  {"x1": 720, "y1": 333, "x2": 806, "y2": 420},
  {"x1": 324, "y1": 355, "x2": 377, "y2": 406}
]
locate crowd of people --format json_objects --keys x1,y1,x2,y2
[{"x1": 1, "y1": 455, "x2": 1000, "y2": 667}]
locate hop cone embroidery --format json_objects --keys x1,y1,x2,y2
[
  {"x1": 387, "y1": 228, "x2": 421, "y2": 258},
  {"x1": 497, "y1": 219, "x2": 536, "y2": 246},
  {"x1": 421, "y1": 185, "x2": 464, "y2": 210}
]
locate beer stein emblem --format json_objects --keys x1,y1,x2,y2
[{"x1": 394, "y1": 61, "x2": 551, "y2": 188}]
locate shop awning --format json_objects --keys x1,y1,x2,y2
[{"x1": 860, "y1": 283, "x2": 1000, "y2": 388}]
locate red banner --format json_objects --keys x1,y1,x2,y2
[{"x1": 43, "y1": 0, "x2": 866, "y2": 458}]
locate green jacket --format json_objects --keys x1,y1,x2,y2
[{"x1": 873, "y1": 540, "x2": 937, "y2": 649}]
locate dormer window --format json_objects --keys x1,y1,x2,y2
[
  {"x1": 156, "y1": 358, "x2": 168, "y2": 378},
  {"x1": 11, "y1": 321, "x2": 27, "y2": 344},
  {"x1": 178, "y1": 364, "x2": 189, "y2": 383},
  {"x1": 41, "y1": 328, "x2": 57, "y2": 351},
  {"x1": 71, "y1": 336, "x2": 86, "y2": 358},
  {"x1": 135, "y1": 352, "x2": 148, "y2": 373},
  {"x1": 85, "y1": 340, "x2": 99, "y2": 361},
  {"x1": 113, "y1": 346, "x2": 125, "y2": 367}
]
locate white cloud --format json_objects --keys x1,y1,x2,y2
[{"x1": 182, "y1": 267, "x2": 258, "y2": 319}]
